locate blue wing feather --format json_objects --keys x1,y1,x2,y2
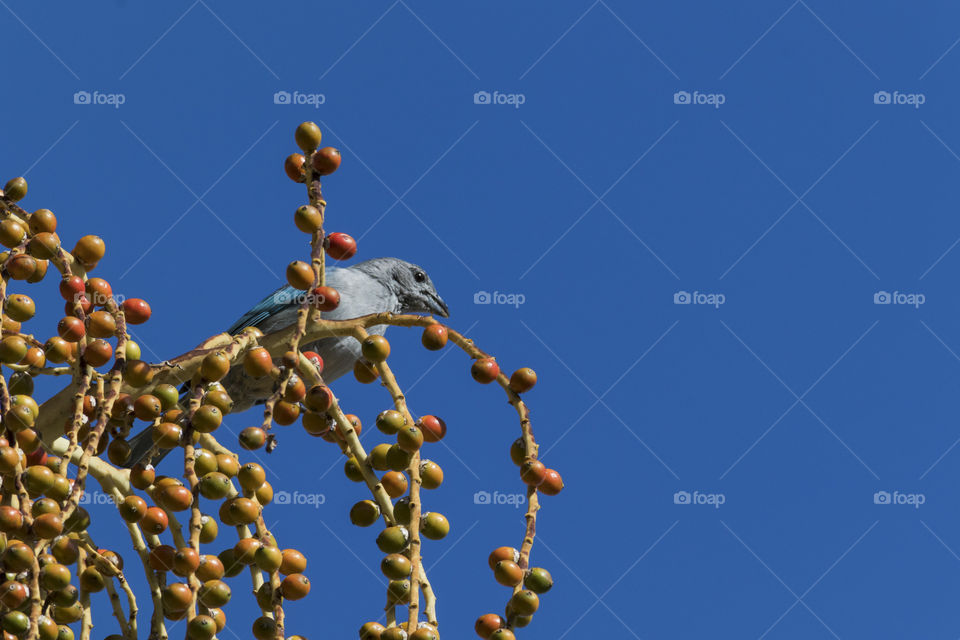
[{"x1": 225, "y1": 285, "x2": 298, "y2": 335}]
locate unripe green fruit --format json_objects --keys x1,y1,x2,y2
[
  {"x1": 360, "y1": 622, "x2": 386, "y2": 639},
  {"x1": 153, "y1": 383, "x2": 179, "y2": 410},
  {"x1": 386, "y1": 579, "x2": 411, "y2": 604},
  {"x1": 361, "y1": 335, "x2": 390, "y2": 362},
  {"x1": 393, "y1": 497, "x2": 412, "y2": 525},
  {"x1": 238, "y1": 463, "x2": 266, "y2": 492},
  {"x1": 252, "y1": 616, "x2": 276, "y2": 640},
  {"x1": 0, "y1": 336, "x2": 28, "y2": 364},
  {"x1": 294, "y1": 122, "x2": 322, "y2": 152},
  {"x1": 198, "y1": 515, "x2": 218, "y2": 544},
  {"x1": 187, "y1": 615, "x2": 217, "y2": 640},
  {"x1": 508, "y1": 589, "x2": 539, "y2": 616},
  {"x1": 524, "y1": 566, "x2": 553, "y2": 593},
  {"x1": 344, "y1": 457, "x2": 364, "y2": 482},
  {"x1": 194, "y1": 449, "x2": 219, "y2": 476},
  {"x1": 370, "y1": 444, "x2": 392, "y2": 471},
  {"x1": 254, "y1": 545, "x2": 282, "y2": 573},
  {"x1": 350, "y1": 500, "x2": 380, "y2": 527},
  {"x1": 2, "y1": 610, "x2": 29, "y2": 635},
  {"x1": 421, "y1": 512, "x2": 449, "y2": 540},
  {"x1": 494, "y1": 560, "x2": 523, "y2": 587},
  {"x1": 376, "y1": 526, "x2": 409, "y2": 553},
  {"x1": 192, "y1": 404, "x2": 222, "y2": 433},
  {"x1": 376, "y1": 409, "x2": 406, "y2": 434},
  {"x1": 79, "y1": 567, "x2": 105, "y2": 592},
  {"x1": 386, "y1": 444, "x2": 413, "y2": 471},
  {"x1": 199, "y1": 472, "x2": 232, "y2": 500},
  {"x1": 410, "y1": 626, "x2": 439, "y2": 640},
  {"x1": 198, "y1": 579, "x2": 231, "y2": 608},
  {"x1": 294, "y1": 205, "x2": 323, "y2": 233},
  {"x1": 381, "y1": 553, "x2": 412, "y2": 579},
  {"x1": 397, "y1": 426, "x2": 424, "y2": 453},
  {"x1": 3, "y1": 177, "x2": 27, "y2": 202}
]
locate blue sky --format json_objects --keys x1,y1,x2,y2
[{"x1": 6, "y1": 1, "x2": 960, "y2": 638}]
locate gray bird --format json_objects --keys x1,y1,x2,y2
[{"x1": 123, "y1": 257, "x2": 449, "y2": 468}]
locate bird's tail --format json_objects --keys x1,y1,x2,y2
[{"x1": 123, "y1": 428, "x2": 169, "y2": 468}]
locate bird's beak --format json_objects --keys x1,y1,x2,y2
[{"x1": 428, "y1": 293, "x2": 450, "y2": 318}]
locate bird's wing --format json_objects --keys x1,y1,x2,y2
[{"x1": 225, "y1": 284, "x2": 299, "y2": 335}]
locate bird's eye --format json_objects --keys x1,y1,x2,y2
[{"x1": 414, "y1": 271, "x2": 426, "y2": 283}]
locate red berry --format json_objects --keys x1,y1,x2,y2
[
  {"x1": 312, "y1": 286, "x2": 340, "y2": 311},
  {"x1": 418, "y1": 415, "x2": 446, "y2": 443},
  {"x1": 26, "y1": 448, "x2": 47, "y2": 467},
  {"x1": 325, "y1": 232, "x2": 357, "y2": 260},
  {"x1": 311, "y1": 147, "x2": 341, "y2": 175},
  {"x1": 65, "y1": 294, "x2": 91, "y2": 317},
  {"x1": 57, "y1": 316, "x2": 85, "y2": 342},
  {"x1": 304, "y1": 385, "x2": 334, "y2": 412},
  {"x1": 471, "y1": 358, "x2": 500, "y2": 384},
  {"x1": 59, "y1": 276, "x2": 85, "y2": 301},
  {"x1": 509, "y1": 367, "x2": 537, "y2": 393},
  {"x1": 421, "y1": 324, "x2": 448, "y2": 350},
  {"x1": 300, "y1": 350, "x2": 324, "y2": 374},
  {"x1": 85, "y1": 278, "x2": 112, "y2": 306},
  {"x1": 521, "y1": 460, "x2": 547, "y2": 487},
  {"x1": 122, "y1": 298, "x2": 152, "y2": 324},
  {"x1": 284, "y1": 154, "x2": 306, "y2": 183},
  {"x1": 83, "y1": 339, "x2": 113, "y2": 367},
  {"x1": 539, "y1": 468, "x2": 564, "y2": 495}
]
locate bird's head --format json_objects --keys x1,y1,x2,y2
[{"x1": 356, "y1": 258, "x2": 450, "y2": 318}]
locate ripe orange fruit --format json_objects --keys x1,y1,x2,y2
[
  {"x1": 73, "y1": 235, "x2": 106, "y2": 266},
  {"x1": 284, "y1": 154, "x2": 306, "y2": 182},
  {"x1": 312, "y1": 147, "x2": 341, "y2": 175}
]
